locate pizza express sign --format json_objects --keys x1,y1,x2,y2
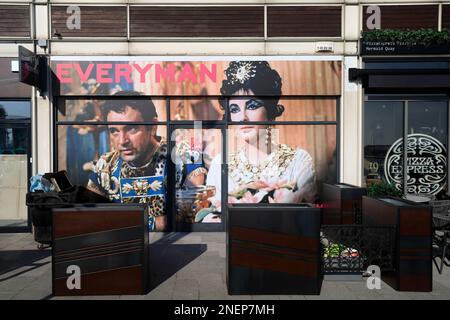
[{"x1": 384, "y1": 134, "x2": 447, "y2": 195}]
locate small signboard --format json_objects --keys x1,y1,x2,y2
[
  {"x1": 361, "y1": 41, "x2": 450, "y2": 55},
  {"x1": 18, "y1": 46, "x2": 47, "y2": 94}
]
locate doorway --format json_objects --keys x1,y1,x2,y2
[
  {"x1": 0, "y1": 100, "x2": 32, "y2": 232},
  {"x1": 168, "y1": 124, "x2": 226, "y2": 231}
]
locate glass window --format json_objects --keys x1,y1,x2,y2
[
  {"x1": 364, "y1": 101, "x2": 404, "y2": 187},
  {"x1": 172, "y1": 128, "x2": 223, "y2": 224},
  {"x1": 0, "y1": 125, "x2": 29, "y2": 227},
  {"x1": 225, "y1": 98, "x2": 337, "y2": 122},
  {"x1": 170, "y1": 98, "x2": 224, "y2": 121},
  {"x1": 0, "y1": 126, "x2": 28, "y2": 155},
  {"x1": 57, "y1": 124, "x2": 167, "y2": 187},
  {"x1": 407, "y1": 101, "x2": 448, "y2": 196},
  {"x1": 226, "y1": 124, "x2": 337, "y2": 204},
  {"x1": 0, "y1": 101, "x2": 31, "y2": 121},
  {"x1": 364, "y1": 99, "x2": 449, "y2": 197},
  {"x1": 57, "y1": 98, "x2": 167, "y2": 122}
]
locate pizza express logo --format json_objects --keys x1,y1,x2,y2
[{"x1": 384, "y1": 134, "x2": 447, "y2": 195}]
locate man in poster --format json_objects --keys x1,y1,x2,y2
[{"x1": 87, "y1": 91, "x2": 168, "y2": 231}]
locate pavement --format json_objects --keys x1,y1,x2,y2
[{"x1": 1, "y1": 232, "x2": 450, "y2": 300}]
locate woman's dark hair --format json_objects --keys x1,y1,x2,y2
[
  {"x1": 102, "y1": 90, "x2": 158, "y2": 122},
  {"x1": 219, "y1": 61, "x2": 285, "y2": 120}
]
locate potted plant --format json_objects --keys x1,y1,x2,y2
[
  {"x1": 361, "y1": 186, "x2": 433, "y2": 292},
  {"x1": 366, "y1": 181, "x2": 402, "y2": 198}
]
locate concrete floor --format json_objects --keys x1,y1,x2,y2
[{"x1": 1, "y1": 232, "x2": 450, "y2": 300}]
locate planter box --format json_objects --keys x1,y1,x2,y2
[
  {"x1": 362, "y1": 196, "x2": 432, "y2": 292},
  {"x1": 227, "y1": 203, "x2": 322, "y2": 295},
  {"x1": 52, "y1": 204, "x2": 149, "y2": 296},
  {"x1": 321, "y1": 183, "x2": 366, "y2": 225}
]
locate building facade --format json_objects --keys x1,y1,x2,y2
[{"x1": 1, "y1": 0, "x2": 449, "y2": 231}]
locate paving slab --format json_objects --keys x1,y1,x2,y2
[{"x1": 1, "y1": 232, "x2": 450, "y2": 300}]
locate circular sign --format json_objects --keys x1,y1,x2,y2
[{"x1": 384, "y1": 134, "x2": 447, "y2": 195}]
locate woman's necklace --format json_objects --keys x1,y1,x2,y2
[{"x1": 229, "y1": 144, "x2": 296, "y2": 185}]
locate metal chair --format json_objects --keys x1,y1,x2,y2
[{"x1": 429, "y1": 200, "x2": 450, "y2": 274}]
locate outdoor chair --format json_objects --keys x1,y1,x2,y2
[{"x1": 429, "y1": 200, "x2": 450, "y2": 274}]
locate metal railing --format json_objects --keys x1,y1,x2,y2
[{"x1": 321, "y1": 225, "x2": 396, "y2": 275}]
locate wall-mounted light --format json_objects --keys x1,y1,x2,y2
[{"x1": 37, "y1": 39, "x2": 48, "y2": 49}]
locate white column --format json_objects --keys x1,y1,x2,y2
[
  {"x1": 34, "y1": 92, "x2": 53, "y2": 175},
  {"x1": 341, "y1": 56, "x2": 362, "y2": 186}
]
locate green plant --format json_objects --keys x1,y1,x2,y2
[
  {"x1": 361, "y1": 28, "x2": 450, "y2": 47},
  {"x1": 367, "y1": 181, "x2": 403, "y2": 198}
]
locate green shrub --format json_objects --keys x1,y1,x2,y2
[
  {"x1": 361, "y1": 28, "x2": 450, "y2": 47},
  {"x1": 367, "y1": 181, "x2": 403, "y2": 198}
]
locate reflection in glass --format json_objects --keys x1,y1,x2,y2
[
  {"x1": 407, "y1": 101, "x2": 448, "y2": 196},
  {"x1": 0, "y1": 126, "x2": 28, "y2": 226},
  {"x1": 0, "y1": 101, "x2": 31, "y2": 120},
  {"x1": 408, "y1": 101, "x2": 447, "y2": 145},
  {"x1": 0, "y1": 127, "x2": 28, "y2": 154},
  {"x1": 364, "y1": 101, "x2": 404, "y2": 187},
  {"x1": 173, "y1": 128, "x2": 222, "y2": 224}
]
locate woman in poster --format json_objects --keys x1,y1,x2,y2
[{"x1": 204, "y1": 61, "x2": 317, "y2": 222}]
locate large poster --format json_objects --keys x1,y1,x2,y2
[
  {"x1": 54, "y1": 58, "x2": 341, "y2": 230},
  {"x1": 51, "y1": 58, "x2": 341, "y2": 96}
]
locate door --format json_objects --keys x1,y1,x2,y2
[
  {"x1": 406, "y1": 100, "x2": 448, "y2": 196},
  {"x1": 0, "y1": 123, "x2": 31, "y2": 231},
  {"x1": 169, "y1": 124, "x2": 226, "y2": 231}
]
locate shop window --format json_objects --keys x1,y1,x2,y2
[
  {"x1": 226, "y1": 97, "x2": 337, "y2": 122},
  {"x1": 0, "y1": 126, "x2": 28, "y2": 155},
  {"x1": 364, "y1": 99, "x2": 449, "y2": 198},
  {"x1": 364, "y1": 101, "x2": 404, "y2": 188},
  {"x1": 168, "y1": 98, "x2": 336, "y2": 122},
  {"x1": 226, "y1": 124, "x2": 337, "y2": 206},
  {"x1": 53, "y1": 59, "x2": 341, "y2": 232},
  {"x1": 170, "y1": 98, "x2": 223, "y2": 121},
  {"x1": 0, "y1": 101, "x2": 30, "y2": 121},
  {"x1": 57, "y1": 123, "x2": 168, "y2": 187},
  {"x1": 57, "y1": 98, "x2": 167, "y2": 122},
  {"x1": 173, "y1": 128, "x2": 223, "y2": 224},
  {"x1": 407, "y1": 101, "x2": 448, "y2": 195}
]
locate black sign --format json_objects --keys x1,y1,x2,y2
[
  {"x1": 361, "y1": 41, "x2": 450, "y2": 55},
  {"x1": 18, "y1": 46, "x2": 47, "y2": 93}
]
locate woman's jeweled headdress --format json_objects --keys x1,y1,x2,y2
[{"x1": 226, "y1": 61, "x2": 257, "y2": 85}]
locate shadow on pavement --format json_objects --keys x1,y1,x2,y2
[
  {"x1": 149, "y1": 232, "x2": 207, "y2": 290},
  {"x1": 0, "y1": 249, "x2": 51, "y2": 280}
]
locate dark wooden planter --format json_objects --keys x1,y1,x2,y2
[
  {"x1": 322, "y1": 183, "x2": 366, "y2": 225},
  {"x1": 362, "y1": 196, "x2": 432, "y2": 292},
  {"x1": 227, "y1": 203, "x2": 322, "y2": 295},
  {"x1": 52, "y1": 204, "x2": 149, "y2": 296}
]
